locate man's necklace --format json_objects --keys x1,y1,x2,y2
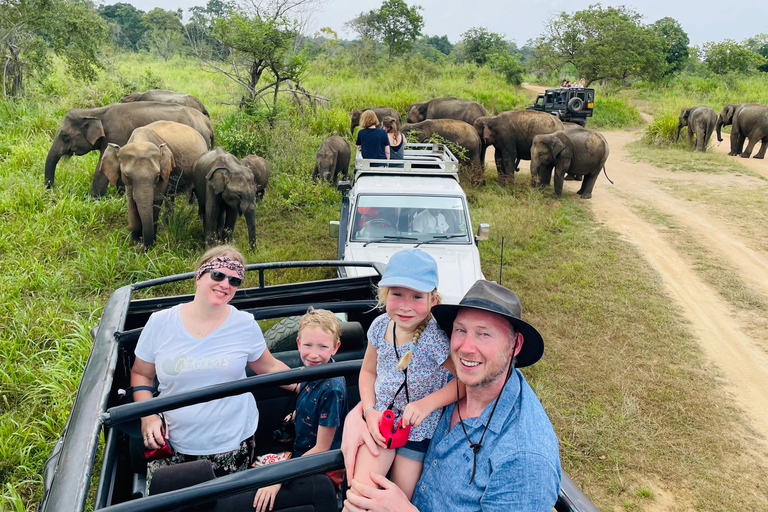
[{"x1": 455, "y1": 357, "x2": 516, "y2": 484}]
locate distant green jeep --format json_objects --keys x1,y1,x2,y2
[{"x1": 527, "y1": 88, "x2": 595, "y2": 126}]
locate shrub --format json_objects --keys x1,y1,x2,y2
[
  {"x1": 642, "y1": 110, "x2": 685, "y2": 146},
  {"x1": 589, "y1": 95, "x2": 642, "y2": 129}
]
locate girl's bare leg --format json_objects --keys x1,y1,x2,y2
[
  {"x1": 389, "y1": 455, "x2": 424, "y2": 501},
  {"x1": 342, "y1": 444, "x2": 396, "y2": 512}
]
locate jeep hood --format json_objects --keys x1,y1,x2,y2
[{"x1": 343, "y1": 244, "x2": 484, "y2": 305}]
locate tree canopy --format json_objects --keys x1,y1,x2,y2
[
  {"x1": 346, "y1": 0, "x2": 424, "y2": 58},
  {"x1": 703, "y1": 39, "x2": 766, "y2": 74},
  {"x1": 460, "y1": 27, "x2": 507, "y2": 65},
  {"x1": 651, "y1": 17, "x2": 690, "y2": 75},
  {"x1": 99, "y1": 2, "x2": 147, "y2": 50},
  {"x1": 533, "y1": 4, "x2": 665, "y2": 85}
]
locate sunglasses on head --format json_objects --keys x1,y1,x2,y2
[{"x1": 203, "y1": 269, "x2": 243, "y2": 287}]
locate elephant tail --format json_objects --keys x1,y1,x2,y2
[{"x1": 602, "y1": 166, "x2": 614, "y2": 185}]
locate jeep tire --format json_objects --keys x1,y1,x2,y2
[
  {"x1": 567, "y1": 97, "x2": 584, "y2": 113},
  {"x1": 264, "y1": 316, "x2": 301, "y2": 352}
]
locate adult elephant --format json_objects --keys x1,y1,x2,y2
[
  {"x1": 676, "y1": 106, "x2": 717, "y2": 152},
  {"x1": 472, "y1": 116, "x2": 492, "y2": 170},
  {"x1": 100, "y1": 121, "x2": 209, "y2": 247},
  {"x1": 401, "y1": 119, "x2": 482, "y2": 177},
  {"x1": 715, "y1": 103, "x2": 762, "y2": 150},
  {"x1": 312, "y1": 135, "x2": 351, "y2": 183},
  {"x1": 350, "y1": 107, "x2": 400, "y2": 135},
  {"x1": 121, "y1": 89, "x2": 210, "y2": 117},
  {"x1": 407, "y1": 97, "x2": 487, "y2": 126},
  {"x1": 530, "y1": 129, "x2": 609, "y2": 200},
  {"x1": 45, "y1": 102, "x2": 214, "y2": 196},
  {"x1": 483, "y1": 110, "x2": 564, "y2": 186},
  {"x1": 192, "y1": 147, "x2": 261, "y2": 249},
  {"x1": 729, "y1": 105, "x2": 768, "y2": 158},
  {"x1": 240, "y1": 154, "x2": 270, "y2": 201}
]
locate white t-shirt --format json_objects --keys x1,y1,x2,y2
[
  {"x1": 135, "y1": 304, "x2": 266, "y2": 455},
  {"x1": 413, "y1": 209, "x2": 449, "y2": 233}
]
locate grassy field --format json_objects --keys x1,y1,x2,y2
[{"x1": 2, "y1": 53, "x2": 768, "y2": 511}]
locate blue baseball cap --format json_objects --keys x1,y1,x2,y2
[{"x1": 379, "y1": 249, "x2": 438, "y2": 292}]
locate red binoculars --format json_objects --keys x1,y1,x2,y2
[
  {"x1": 144, "y1": 434, "x2": 173, "y2": 461},
  {"x1": 378, "y1": 409, "x2": 411, "y2": 449}
]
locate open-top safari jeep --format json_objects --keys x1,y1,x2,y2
[{"x1": 37, "y1": 261, "x2": 598, "y2": 512}]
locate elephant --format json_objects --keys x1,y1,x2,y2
[
  {"x1": 727, "y1": 104, "x2": 768, "y2": 158},
  {"x1": 192, "y1": 147, "x2": 261, "y2": 249},
  {"x1": 240, "y1": 154, "x2": 270, "y2": 201},
  {"x1": 400, "y1": 119, "x2": 483, "y2": 178},
  {"x1": 406, "y1": 97, "x2": 487, "y2": 126},
  {"x1": 351, "y1": 107, "x2": 400, "y2": 134},
  {"x1": 121, "y1": 89, "x2": 210, "y2": 117},
  {"x1": 312, "y1": 135, "x2": 351, "y2": 183},
  {"x1": 482, "y1": 110, "x2": 564, "y2": 186},
  {"x1": 100, "y1": 121, "x2": 209, "y2": 247},
  {"x1": 45, "y1": 102, "x2": 214, "y2": 196},
  {"x1": 472, "y1": 116, "x2": 492, "y2": 170},
  {"x1": 530, "y1": 129, "x2": 609, "y2": 200},
  {"x1": 715, "y1": 103, "x2": 762, "y2": 150},
  {"x1": 676, "y1": 106, "x2": 717, "y2": 152}
]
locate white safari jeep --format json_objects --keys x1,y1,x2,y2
[{"x1": 330, "y1": 143, "x2": 489, "y2": 304}]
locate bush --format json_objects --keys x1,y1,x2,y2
[
  {"x1": 589, "y1": 95, "x2": 642, "y2": 129},
  {"x1": 642, "y1": 110, "x2": 685, "y2": 146}
]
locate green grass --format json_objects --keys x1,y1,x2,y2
[
  {"x1": 625, "y1": 140, "x2": 765, "y2": 177},
  {"x1": 2, "y1": 52, "x2": 768, "y2": 511},
  {"x1": 588, "y1": 95, "x2": 643, "y2": 130}
]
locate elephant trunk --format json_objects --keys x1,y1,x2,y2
[
  {"x1": 716, "y1": 116, "x2": 724, "y2": 142},
  {"x1": 44, "y1": 138, "x2": 67, "y2": 188},
  {"x1": 136, "y1": 193, "x2": 157, "y2": 248},
  {"x1": 350, "y1": 121, "x2": 356, "y2": 136},
  {"x1": 675, "y1": 124, "x2": 682, "y2": 142},
  {"x1": 244, "y1": 207, "x2": 256, "y2": 249}
]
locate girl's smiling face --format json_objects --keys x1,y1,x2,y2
[{"x1": 385, "y1": 286, "x2": 438, "y2": 332}]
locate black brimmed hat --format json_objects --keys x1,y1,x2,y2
[{"x1": 431, "y1": 280, "x2": 544, "y2": 368}]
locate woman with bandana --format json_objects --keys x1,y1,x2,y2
[{"x1": 131, "y1": 245, "x2": 291, "y2": 491}]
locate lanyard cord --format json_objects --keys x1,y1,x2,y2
[
  {"x1": 387, "y1": 322, "x2": 410, "y2": 411},
  {"x1": 455, "y1": 334, "x2": 520, "y2": 484}
]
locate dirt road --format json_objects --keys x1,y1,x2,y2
[{"x1": 514, "y1": 84, "x2": 768, "y2": 443}]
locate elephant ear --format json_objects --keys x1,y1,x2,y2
[
  {"x1": 724, "y1": 105, "x2": 736, "y2": 121},
  {"x1": 158, "y1": 143, "x2": 175, "y2": 181},
  {"x1": 100, "y1": 143, "x2": 121, "y2": 187},
  {"x1": 551, "y1": 133, "x2": 569, "y2": 160},
  {"x1": 681, "y1": 108, "x2": 691, "y2": 122},
  {"x1": 83, "y1": 117, "x2": 106, "y2": 146},
  {"x1": 207, "y1": 167, "x2": 229, "y2": 195}
]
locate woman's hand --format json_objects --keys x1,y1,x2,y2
[
  {"x1": 253, "y1": 483, "x2": 282, "y2": 512},
  {"x1": 141, "y1": 414, "x2": 165, "y2": 450},
  {"x1": 401, "y1": 399, "x2": 432, "y2": 428},
  {"x1": 364, "y1": 409, "x2": 387, "y2": 447}
]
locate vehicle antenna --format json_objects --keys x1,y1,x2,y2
[{"x1": 499, "y1": 236, "x2": 505, "y2": 285}]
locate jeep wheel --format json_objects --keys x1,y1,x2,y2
[
  {"x1": 567, "y1": 97, "x2": 584, "y2": 113},
  {"x1": 264, "y1": 316, "x2": 301, "y2": 352}
]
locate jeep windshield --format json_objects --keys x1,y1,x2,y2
[{"x1": 351, "y1": 194, "x2": 471, "y2": 243}]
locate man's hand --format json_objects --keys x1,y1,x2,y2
[
  {"x1": 341, "y1": 403, "x2": 379, "y2": 480},
  {"x1": 253, "y1": 483, "x2": 282, "y2": 512},
  {"x1": 344, "y1": 473, "x2": 417, "y2": 512}
]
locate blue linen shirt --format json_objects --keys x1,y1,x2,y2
[{"x1": 411, "y1": 369, "x2": 561, "y2": 512}]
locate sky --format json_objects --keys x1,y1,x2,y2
[{"x1": 112, "y1": 0, "x2": 768, "y2": 46}]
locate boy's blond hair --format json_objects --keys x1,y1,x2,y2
[
  {"x1": 298, "y1": 307, "x2": 341, "y2": 343},
  {"x1": 376, "y1": 286, "x2": 441, "y2": 370}
]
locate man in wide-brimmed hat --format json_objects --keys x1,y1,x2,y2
[{"x1": 342, "y1": 280, "x2": 561, "y2": 512}]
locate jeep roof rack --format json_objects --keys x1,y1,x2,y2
[{"x1": 353, "y1": 143, "x2": 459, "y2": 181}]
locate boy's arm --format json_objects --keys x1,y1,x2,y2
[
  {"x1": 400, "y1": 356, "x2": 465, "y2": 428},
  {"x1": 301, "y1": 425, "x2": 337, "y2": 456}
]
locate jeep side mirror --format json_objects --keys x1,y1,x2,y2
[
  {"x1": 329, "y1": 220, "x2": 340, "y2": 238},
  {"x1": 475, "y1": 223, "x2": 489, "y2": 243},
  {"x1": 337, "y1": 181, "x2": 352, "y2": 194}
]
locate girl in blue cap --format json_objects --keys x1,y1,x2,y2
[{"x1": 344, "y1": 249, "x2": 463, "y2": 507}]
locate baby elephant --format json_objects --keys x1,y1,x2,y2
[
  {"x1": 240, "y1": 154, "x2": 270, "y2": 201},
  {"x1": 531, "y1": 129, "x2": 609, "y2": 200},
  {"x1": 312, "y1": 135, "x2": 351, "y2": 183},
  {"x1": 676, "y1": 106, "x2": 717, "y2": 152},
  {"x1": 192, "y1": 147, "x2": 262, "y2": 249}
]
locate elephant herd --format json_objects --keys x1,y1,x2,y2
[
  {"x1": 338, "y1": 96, "x2": 610, "y2": 199},
  {"x1": 677, "y1": 103, "x2": 768, "y2": 158},
  {"x1": 45, "y1": 90, "x2": 269, "y2": 248}
]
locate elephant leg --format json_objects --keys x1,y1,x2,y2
[
  {"x1": 244, "y1": 209, "x2": 257, "y2": 249},
  {"x1": 222, "y1": 206, "x2": 238, "y2": 243},
  {"x1": 687, "y1": 126, "x2": 694, "y2": 148},
  {"x1": 498, "y1": 149, "x2": 517, "y2": 186},
  {"x1": 552, "y1": 169, "x2": 566, "y2": 199},
  {"x1": 740, "y1": 136, "x2": 757, "y2": 158},
  {"x1": 578, "y1": 172, "x2": 601, "y2": 199},
  {"x1": 204, "y1": 198, "x2": 220, "y2": 247},
  {"x1": 513, "y1": 157, "x2": 521, "y2": 173},
  {"x1": 754, "y1": 138, "x2": 768, "y2": 159}
]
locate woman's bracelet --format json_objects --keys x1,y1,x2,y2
[{"x1": 363, "y1": 406, "x2": 375, "y2": 419}]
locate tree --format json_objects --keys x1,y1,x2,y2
[
  {"x1": 486, "y1": 52, "x2": 524, "y2": 85},
  {"x1": 142, "y1": 8, "x2": 184, "y2": 60},
  {"x1": 1, "y1": 0, "x2": 107, "y2": 96},
  {"x1": 424, "y1": 35, "x2": 452, "y2": 55},
  {"x1": 746, "y1": 33, "x2": 768, "y2": 72},
  {"x1": 703, "y1": 39, "x2": 765, "y2": 74},
  {"x1": 460, "y1": 27, "x2": 507, "y2": 65},
  {"x1": 345, "y1": 0, "x2": 424, "y2": 58},
  {"x1": 651, "y1": 17, "x2": 690, "y2": 75},
  {"x1": 533, "y1": 4, "x2": 666, "y2": 85},
  {"x1": 99, "y1": 2, "x2": 147, "y2": 50}
]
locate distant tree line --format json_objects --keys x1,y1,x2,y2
[{"x1": 2, "y1": 0, "x2": 767, "y2": 100}]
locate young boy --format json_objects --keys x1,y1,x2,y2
[{"x1": 253, "y1": 308, "x2": 348, "y2": 512}]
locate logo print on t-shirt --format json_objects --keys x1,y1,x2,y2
[{"x1": 161, "y1": 353, "x2": 231, "y2": 376}]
